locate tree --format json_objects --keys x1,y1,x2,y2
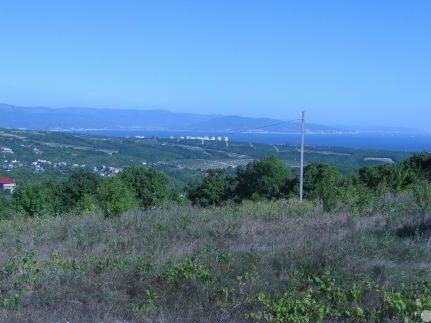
[
  {"x1": 404, "y1": 153, "x2": 431, "y2": 181},
  {"x1": 187, "y1": 169, "x2": 229, "y2": 207},
  {"x1": 234, "y1": 157, "x2": 292, "y2": 201},
  {"x1": 356, "y1": 164, "x2": 394, "y2": 190},
  {"x1": 304, "y1": 164, "x2": 343, "y2": 211},
  {"x1": 14, "y1": 183, "x2": 52, "y2": 217},
  {"x1": 356, "y1": 163, "x2": 416, "y2": 193},
  {"x1": 119, "y1": 166, "x2": 172, "y2": 207},
  {"x1": 0, "y1": 194, "x2": 13, "y2": 220},
  {"x1": 60, "y1": 170, "x2": 102, "y2": 212},
  {"x1": 97, "y1": 177, "x2": 136, "y2": 217},
  {"x1": 389, "y1": 163, "x2": 415, "y2": 192}
]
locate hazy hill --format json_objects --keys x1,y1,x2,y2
[
  {"x1": 188, "y1": 115, "x2": 339, "y2": 133},
  {"x1": 1, "y1": 103, "x2": 337, "y2": 133},
  {"x1": 0, "y1": 103, "x2": 212, "y2": 131}
]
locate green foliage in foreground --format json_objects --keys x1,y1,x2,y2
[
  {"x1": 2, "y1": 251, "x2": 430, "y2": 322},
  {"x1": 0, "y1": 199, "x2": 430, "y2": 321},
  {"x1": 250, "y1": 273, "x2": 431, "y2": 323}
]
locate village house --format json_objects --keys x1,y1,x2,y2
[{"x1": 0, "y1": 176, "x2": 16, "y2": 193}]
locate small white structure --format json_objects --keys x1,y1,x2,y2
[
  {"x1": 0, "y1": 177, "x2": 16, "y2": 193},
  {"x1": 1, "y1": 147, "x2": 13, "y2": 154}
]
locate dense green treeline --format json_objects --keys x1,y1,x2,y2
[
  {"x1": 1, "y1": 153, "x2": 430, "y2": 219},
  {"x1": 0, "y1": 166, "x2": 180, "y2": 219},
  {"x1": 187, "y1": 153, "x2": 431, "y2": 212}
]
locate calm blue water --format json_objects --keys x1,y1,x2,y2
[{"x1": 76, "y1": 130, "x2": 431, "y2": 152}]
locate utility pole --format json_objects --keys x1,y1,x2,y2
[{"x1": 299, "y1": 111, "x2": 305, "y2": 202}]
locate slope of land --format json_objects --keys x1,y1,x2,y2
[
  {"x1": 0, "y1": 128, "x2": 412, "y2": 186},
  {"x1": 0, "y1": 200, "x2": 430, "y2": 322}
]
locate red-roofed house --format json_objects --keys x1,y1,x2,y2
[{"x1": 0, "y1": 177, "x2": 16, "y2": 193}]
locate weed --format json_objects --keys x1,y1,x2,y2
[{"x1": 163, "y1": 256, "x2": 212, "y2": 285}]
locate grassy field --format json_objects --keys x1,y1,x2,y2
[{"x1": 0, "y1": 199, "x2": 430, "y2": 322}]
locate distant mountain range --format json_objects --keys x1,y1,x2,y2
[{"x1": 0, "y1": 103, "x2": 425, "y2": 135}]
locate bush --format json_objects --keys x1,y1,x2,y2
[
  {"x1": 412, "y1": 180, "x2": 431, "y2": 211},
  {"x1": 404, "y1": 153, "x2": 431, "y2": 181},
  {"x1": 13, "y1": 183, "x2": 53, "y2": 217},
  {"x1": 304, "y1": 164, "x2": 343, "y2": 211},
  {"x1": 163, "y1": 257, "x2": 212, "y2": 285},
  {"x1": 356, "y1": 163, "x2": 416, "y2": 193},
  {"x1": 356, "y1": 164, "x2": 394, "y2": 190},
  {"x1": 187, "y1": 169, "x2": 229, "y2": 207},
  {"x1": 119, "y1": 166, "x2": 173, "y2": 207},
  {"x1": 340, "y1": 183, "x2": 377, "y2": 214},
  {"x1": 76, "y1": 193, "x2": 98, "y2": 214},
  {"x1": 249, "y1": 272, "x2": 431, "y2": 323},
  {"x1": 0, "y1": 194, "x2": 13, "y2": 220},
  {"x1": 60, "y1": 170, "x2": 102, "y2": 212},
  {"x1": 97, "y1": 177, "x2": 136, "y2": 217},
  {"x1": 234, "y1": 156, "x2": 292, "y2": 201}
]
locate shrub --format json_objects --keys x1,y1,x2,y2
[
  {"x1": 76, "y1": 193, "x2": 98, "y2": 213},
  {"x1": 13, "y1": 183, "x2": 52, "y2": 217},
  {"x1": 356, "y1": 164, "x2": 394, "y2": 190},
  {"x1": 1, "y1": 251, "x2": 42, "y2": 310},
  {"x1": 389, "y1": 163, "x2": 416, "y2": 192},
  {"x1": 304, "y1": 164, "x2": 343, "y2": 211},
  {"x1": 340, "y1": 183, "x2": 377, "y2": 214},
  {"x1": 249, "y1": 272, "x2": 431, "y2": 323},
  {"x1": 356, "y1": 163, "x2": 416, "y2": 193},
  {"x1": 56, "y1": 170, "x2": 102, "y2": 213},
  {"x1": 187, "y1": 169, "x2": 229, "y2": 207},
  {"x1": 404, "y1": 153, "x2": 431, "y2": 181},
  {"x1": 0, "y1": 194, "x2": 13, "y2": 220},
  {"x1": 119, "y1": 166, "x2": 173, "y2": 207},
  {"x1": 412, "y1": 180, "x2": 431, "y2": 211},
  {"x1": 234, "y1": 156, "x2": 292, "y2": 201},
  {"x1": 163, "y1": 257, "x2": 212, "y2": 285},
  {"x1": 97, "y1": 177, "x2": 136, "y2": 217}
]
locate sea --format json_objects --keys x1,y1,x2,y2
[{"x1": 75, "y1": 130, "x2": 431, "y2": 153}]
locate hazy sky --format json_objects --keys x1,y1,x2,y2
[{"x1": 0, "y1": 1, "x2": 430, "y2": 129}]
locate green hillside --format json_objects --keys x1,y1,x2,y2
[{"x1": 0, "y1": 128, "x2": 412, "y2": 186}]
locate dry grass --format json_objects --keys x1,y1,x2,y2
[{"x1": 0, "y1": 199, "x2": 430, "y2": 322}]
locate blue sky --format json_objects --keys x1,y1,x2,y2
[{"x1": 0, "y1": 1, "x2": 430, "y2": 130}]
